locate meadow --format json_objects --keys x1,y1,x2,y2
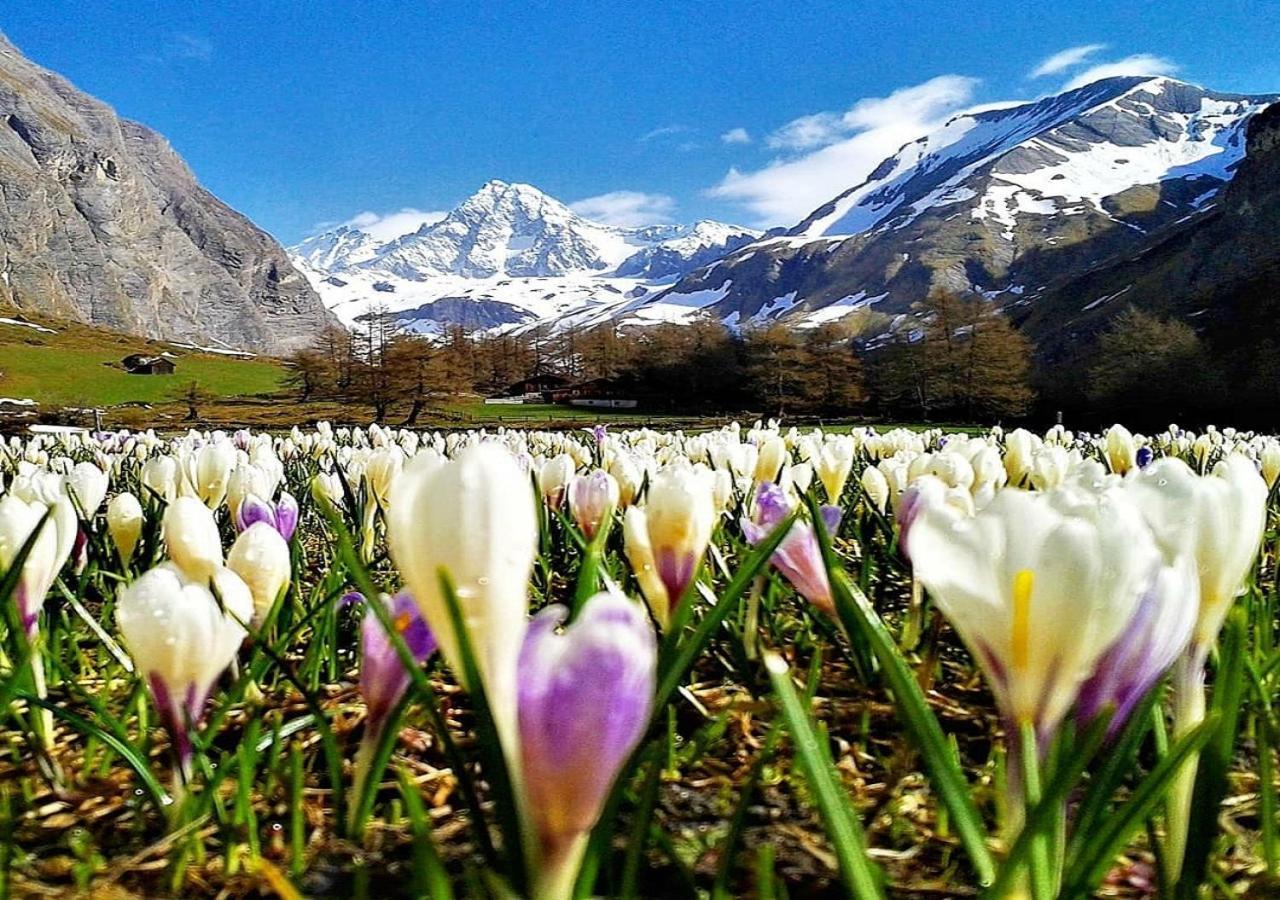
[
  {"x1": 0, "y1": 420, "x2": 1276, "y2": 899},
  {"x1": 0, "y1": 317, "x2": 286, "y2": 408}
]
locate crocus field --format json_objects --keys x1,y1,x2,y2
[{"x1": 0, "y1": 421, "x2": 1277, "y2": 899}]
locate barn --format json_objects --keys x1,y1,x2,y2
[{"x1": 122, "y1": 354, "x2": 177, "y2": 375}]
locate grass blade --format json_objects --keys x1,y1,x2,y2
[
  {"x1": 809, "y1": 493, "x2": 997, "y2": 887},
  {"x1": 765, "y1": 653, "x2": 884, "y2": 900}
]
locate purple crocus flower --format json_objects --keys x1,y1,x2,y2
[
  {"x1": 518, "y1": 592, "x2": 655, "y2": 871},
  {"x1": 358, "y1": 591, "x2": 438, "y2": 733},
  {"x1": 584, "y1": 424, "x2": 608, "y2": 445},
  {"x1": 1076, "y1": 560, "x2": 1197, "y2": 736},
  {"x1": 568, "y1": 470, "x2": 620, "y2": 540},
  {"x1": 741, "y1": 482, "x2": 842, "y2": 615},
  {"x1": 236, "y1": 492, "x2": 299, "y2": 542},
  {"x1": 1135, "y1": 446, "x2": 1154, "y2": 469}
]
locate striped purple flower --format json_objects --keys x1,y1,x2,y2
[
  {"x1": 518, "y1": 592, "x2": 655, "y2": 861},
  {"x1": 741, "y1": 482, "x2": 841, "y2": 614}
]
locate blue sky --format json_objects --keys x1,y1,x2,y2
[{"x1": 4, "y1": 1, "x2": 1278, "y2": 243}]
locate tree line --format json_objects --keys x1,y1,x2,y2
[{"x1": 284, "y1": 291, "x2": 1241, "y2": 427}]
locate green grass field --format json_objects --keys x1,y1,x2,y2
[
  {"x1": 0, "y1": 317, "x2": 286, "y2": 407},
  {"x1": 445, "y1": 401, "x2": 706, "y2": 425}
]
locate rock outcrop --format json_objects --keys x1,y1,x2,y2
[{"x1": 0, "y1": 33, "x2": 336, "y2": 353}]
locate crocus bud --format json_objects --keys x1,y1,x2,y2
[
  {"x1": 788, "y1": 461, "x2": 814, "y2": 495},
  {"x1": 162, "y1": 496, "x2": 224, "y2": 582},
  {"x1": 235, "y1": 491, "x2": 299, "y2": 542},
  {"x1": 518, "y1": 592, "x2": 655, "y2": 892},
  {"x1": 741, "y1": 482, "x2": 842, "y2": 615},
  {"x1": 0, "y1": 495, "x2": 59, "y2": 636},
  {"x1": 568, "y1": 470, "x2": 620, "y2": 539},
  {"x1": 623, "y1": 466, "x2": 716, "y2": 626},
  {"x1": 860, "y1": 465, "x2": 890, "y2": 513},
  {"x1": 1261, "y1": 441, "x2": 1280, "y2": 489},
  {"x1": 107, "y1": 492, "x2": 145, "y2": 563},
  {"x1": 359, "y1": 591, "x2": 437, "y2": 733},
  {"x1": 226, "y1": 522, "x2": 291, "y2": 625},
  {"x1": 607, "y1": 452, "x2": 642, "y2": 508},
  {"x1": 1105, "y1": 424, "x2": 1137, "y2": 475},
  {"x1": 117, "y1": 562, "x2": 251, "y2": 771},
  {"x1": 274, "y1": 493, "x2": 299, "y2": 542},
  {"x1": 226, "y1": 463, "x2": 271, "y2": 521},
  {"x1": 192, "y1": 440, "x2": 237, "y2": 508},
  {"x1": 539, "y1": 454, "x2": 577, "y2": 510},
  {"x1": 754, "y1": 435, "x2": 788, "y2": 484},
  {"x1": 310, "y1": 471, "x2": 344, "y2": 513},
  {"x1": 815, "y1": 438, "x2": 855, "y2": 502},
  {"x1": 140, "y1": 456, "x2": 179, "y2": 503},
  {"x1": 387, "y1": 442, "x2": 537, "y2": 747},
  {"x1": 66, "y1": 462, "x2": 108, "y2": 519}
]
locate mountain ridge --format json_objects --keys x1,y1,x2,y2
[
  {"x1": 290, "y1": 180, "x2": 760, "y2": 332},
  {"x1": 641, "y1": 75, "x2": 1275, "y2": 334}
]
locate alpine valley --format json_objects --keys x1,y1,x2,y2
[{"x1": 0, "y1": 21, "x2": 1276, "y2": 358}]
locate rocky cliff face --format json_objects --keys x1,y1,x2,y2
[{"x1": 0, "y1": 33, "x2": 336, "y2": 353}]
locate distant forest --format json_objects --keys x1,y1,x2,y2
[{"x1": 286, "y1": 292, "x2": 1241, "y2": 429}]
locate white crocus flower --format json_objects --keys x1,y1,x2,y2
[
  {"x1": 66, "y1": 462, "x2": 109, "y2": 519},
  {"x1": 1125, "y1": 455, "x2": 1266, "y2": 649},
  {"x1": 387, "y1": 442, "x2": 537, "y2": 755},
  {"x1": 117, "y1": 561, "x2": 251, "y2": 775},
  {"x1": 226, "y1": 522, "x2": 292, "y2": 626},
  {"x1": 162, "y1": 497, "x2": 224, "y2": 582},
  {"x1": 107, "y1": 493, "x2": 145, "y2": 564},
  {"x1": 815, "y1": 437, "x2": 856, "y2": 502},
  {"x1": 0, "y1": 494, "x2": 59, "y2": 636},
  {"x1": 907, "y1": 486, "x2": 1157, "y2": 737},
  {"x1": 1104, "y1": 424, "x2": 1137, "y2": 475}
]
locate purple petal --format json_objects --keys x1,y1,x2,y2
[
  {"x1": 754, "y1": 482, "x2": 791, "y2": 528},
  {"x1": 275, "y1": 493, "x2": 299, "y2": 542},
  {"x1": 518, "y1": 594, "x2": 655, "y2": 852},
  {"x1": 360, "y1": 591, "x2": 437, "y2": 732},
  {"x1": 238, "y1": 494, "x2": 275, "y2": 533}
]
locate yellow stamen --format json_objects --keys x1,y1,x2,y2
[
  {"x1": 1011, "y1": 569, "x2": 1034, "y2": 671},
  {"x1": 394, "y1": 612, "x2": 413, "y2": 634}
]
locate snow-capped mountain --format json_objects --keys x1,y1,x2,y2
[
  {"x1": 291, "y1": 226, "x2": 380, "y2": 272},
  {"x1": 635, "y1": 76, "x2": 1276, "y2": 332},
  {"x1": 291, "y1": 180, "x2": 758, "y2": 331}
]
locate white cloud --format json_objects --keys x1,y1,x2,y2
[
  {"x1": 1062, "y1": 54, "x2": 1177, "y2": 90},
  {"x1": 345, "y1": 208, "x2": 447, "y2": 242},
  {"x1": 763, "y1": 75, "x2": 978, "y2": 153},
  {"x1": 570, "y1": 191, "x2": 676, "y2": 227},
  {"x1": 710, "y1": 75, "x2": 980, "y2": 226},
  {"x1": 766, "y1": 112, "x2": 847, "y2": 151},
  {"x1": 721, "y1": 127, "x2": 752, "y2": 145},
  {"x1": 638, "y1": 125, "x2": 688, "y2": 143},
  {"x1": 1030, "y1": 44, "x2": 1107, "y2": 78}
]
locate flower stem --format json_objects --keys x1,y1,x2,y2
[
  {"x1": 1165, "y1": 648, "x2": 1207, "y2": 881},
  {"x1": 1019, "y1": 720, "x2": 1051, "y2": 900},
  {"x1": 531, "y1": 834, "x2": 588, "y2": 900},
  {"x1": 29, "y1": 647, "x2": 54, "y2": 752}
]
